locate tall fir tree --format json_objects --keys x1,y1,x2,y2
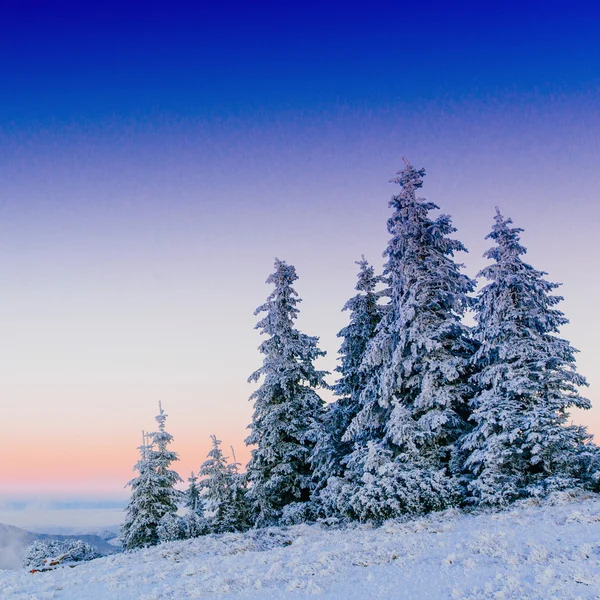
[
  {"x1": 199, "y1": 435, "x2": 249, "y2": 533},
  {"x1": 246, "y1": 259, "x2": 328, "y2": 526},
  {"x1": 461, "y1": 209, "x2": 592, "y2": 505},
  {"x1": 313, "y1": 257, "x2": 384, "y2": 506},
  {"x1": 338, "y1": 161, "x2": 476, "y2": 520}
]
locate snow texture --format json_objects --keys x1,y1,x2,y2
[{"x1": 2, "y1": 490, "x2": 600, "y2": 599}]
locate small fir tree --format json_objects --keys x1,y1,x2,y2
[
  {"x1": 461, "y1": 209, "x2": 592, "y2": 505},
  {"x1": 185, "y1": 471, "x2": 201, "y2": 512},
  {"x1": 246, "y1": 259, "x2": 328, "y2": 526},
  {"x1": 199, "y1": 435, "x2": 249, "y2": 533},
  {"x1": 226, "y1": 448, "x2": 252, "y2": 532},
  {"x1": 121, "y1": 404, "x2": 183, "y2": 549},
  {"x1": 179, "y1": 471, "x2": 205, "y2": 539}
]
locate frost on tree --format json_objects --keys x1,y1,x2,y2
[
  {"x1": 199, "y1": 435, "x2": 249, "y2": 533},
  {"x1": 122, "y1": 431, "x2": 162, "y2": 549},
  {"x1": 181, "y1": 471, "x2": 208, "y2": 538},
  {"x1": 121, "y1": 404, "x2": 183, "y2": 550},
  {"x1": 157, "y1": 513, "x2": 185, "y2": 543},
  {"x1": 23, "y1": 539, "x2": 102, "y2": 570},
  {"x1": 337, "y1": 162, "x2": 476, "y2": 520},
  {"x1": 185, "y1": 471, "x2": 201, "y2": 514},
  {"x1": 151, "y1": 402, "x2": 183, "y2": 514},
  {"x1": 246, "y1": 259, "x2": 328, "y2": 526},
  {"x1": 313, "y1": 257, "x2": 384, "y2": 510},
  {"x1": 461, "y1": 209, "x2": 593, "y2": 505}
]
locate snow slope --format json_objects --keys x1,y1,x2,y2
[{"x1": 1, "y1": 490, "x2": 600, "y2": 599}]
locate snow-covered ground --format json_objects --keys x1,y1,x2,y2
[{"x1": 2, "y1": 490, "x2": 600, "y2": 600}]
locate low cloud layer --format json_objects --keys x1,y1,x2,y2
[{"x1": 0, "y1": 499, "x2": 124, "y2": 569}]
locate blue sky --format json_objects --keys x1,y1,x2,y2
[
  {"x1": 3, "y1": 1, "x2": 599, "y2": 124},
  {"x1": 1, "y1": 0, "x2": 599, "y2": 497}
]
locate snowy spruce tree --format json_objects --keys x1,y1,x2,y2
[
  {"x1": 121, "y1": 431, "x2": 163, "y2": 550},
  {"x1": 461, "y1": 209, "x2": 593, "y2": 505},
  {"x1": 313, "y1": 257, "x2": 384, "y2": 508},
  {"x1": 150, "y1": 402, "x2": 183, "y2": 515},
  {"x1": 121, "y1": 404, "x2": 183, "y2": 550},
  {"x1": 225, "y1": 450, "x2": 251, "y2": 531},
  {"x1": 336, "y1": 161, "x2": 476, "y2": 521},
  {"x1": 246, "y1": 259, "x2": 328, "y2": 526},
  {"x1": 199, "y1": 435, "x2": 249, "y2": 533},
  {"x1": 181, "y1": 472, "x2": 207, "y2": 538},
  {"x1": 185, "y1": 471, "x2": 201, "y2": 514}
]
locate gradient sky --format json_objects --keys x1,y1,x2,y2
[{"x1": 1, "y1": 1, "x2": 599, "y2": 500}]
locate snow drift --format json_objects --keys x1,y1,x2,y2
[{"x1": 1, "y1": 490, "x2": 600, "y2": 599}]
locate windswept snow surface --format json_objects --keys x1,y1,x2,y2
[{"x1": 2, "y1": 491, "x2": 600, "y2": 599}]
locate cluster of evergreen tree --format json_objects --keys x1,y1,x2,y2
[
  {"x1": 245, "y1": 161, "x2": 597, "y2": 524},
  {"x1": 122, "y1": 161, "x2": 598, "y2": 550},
  {"x1": 121, "y1": 406, "x2": 248, "y2": 550}
]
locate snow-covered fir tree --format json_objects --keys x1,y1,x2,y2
[
  {"x1": 121, "y1": 431, "x2": 163, "y2": 550},
  {"x1": 199, "y1": 435, "x2": 230, "y2": 532},
  {"x1": 199, "y1": 435, "x2": 249, "y2": 533},
  {"x1": 224, "y1": 449, "x2": 252, "y2": 531},
  {"x1": 157, "y1": 513, "x2": 185, "y2": 543},
  {"x1": 246, "y1": 259, "x2": 328, "y2": 526},
  {"x1": 181, "y1": 471, "x2": 207, "y2": 538},
  {"x1": 461, "y1": 208, "x2": 593, "y2": 505},
  {"x1": 185, "y1": 471, "x2": 201, "y2": 513},
  {"x1": 149, "y1": 402, "x2": 183, "y2": 515},
  {"x1": 313, "y1": 257, "x2": 384, "y2": 509},
  {"x1": 335, "y1": 161, "x2": 476, "y2": 520},
  {"x1": 121, "y1": 404, "x2": 182, "y2": 550},
  {"x1": 150, "y1": 402, "x2": 183, "y2": 516}
]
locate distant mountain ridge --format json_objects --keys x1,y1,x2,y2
[{"x1": 0, "y1": 523, "x2": 119, "y2": 570}]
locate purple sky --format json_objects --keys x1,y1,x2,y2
[{"x1": 1, "y1": 1, "x2": 598, "y2": 496}]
